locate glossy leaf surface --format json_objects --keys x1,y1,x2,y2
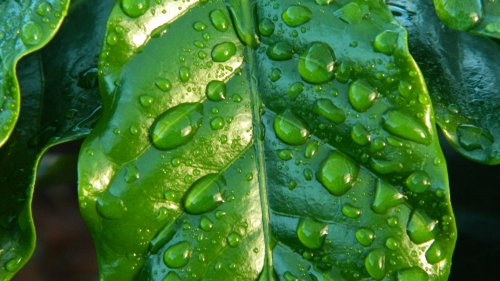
[
  {"x1": 390, "y1": 0, "x2": 500, "y2": 165},
  {"x1": 0, "y1": 0, "x2": 110, "y2": 279},
  {"x1": 0, "y1": 0, "x2": 70, "y2": 148},
  {"x1": 79, "y1": 0, "x2": 457, "y2": 280}
]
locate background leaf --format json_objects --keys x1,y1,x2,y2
[
  {"x1": 0, "y1": 0, "x2": 70, "y2": 147},
  {"x1": 389, "y1": 0, "x2": 500, "y2": 165},
  {"x1": 79, "y1": 0, "x2": 456, "y2": 280},
  {"x1": 0, "y1": 0, "x2": 112, "y2": 279}
]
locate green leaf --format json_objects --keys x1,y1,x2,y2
[
  {"x1": 79, "y1": 0, "x2": 457, "y2": 280},
  {"x1": 0, "y1": 0, "x2": 111, "y2": 278},
  {"x1": 0, "y1": 0, "x2": 70, "y2": 148},
  {"x1": 432, "y1": 0, "x2": 500, "y2": 38},
  {"x1": 390, "y1": 0, "x2": 500, "y2": 165}
]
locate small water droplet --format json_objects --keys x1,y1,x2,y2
[
  {"x1": 304, "y1": 141, "x2": 319, "y2": 159},
  {"x1": 355, "y1": 228, "x2": 375, "y2": 246},
  {"x1": 36, "y1": 2, "x2": 52, "y2": 16},
  {"x1": 371, "y1": 179, "x2": 404, "y2": 214},
  {"x1": 200, "y1": 216, "x2": 214, "y2": 231},
  {"x1": 227, "y1": 232, "x2": 242, "y2": 247},
  {"x1": 206, "y1": 80, "x2": 226, "y2": 101},
  {"x1": 183, "y1": 174, "x2": 225, "y2": 214},
  {"x1": 163, "y1": 271, "x2": 182, "y2": 281},
  {"x1": 150, "y1": 103, "x2": 203, "y2": 150},
  {"x1": 348, "y1": 79, "x2": 378, "y2": 112},
  {"x1": 21, "y1": 22, "x2": 42, "y2": 45},
  {"x1": 278, "y1": 149, "x2": 294, "y2": 160},
  {"x1": 193, "y1": 21, "x2": 207, "y2": 32},
  {"x1": 351, "y1": 123, "x2": 370, "y2": 146},
  {"x1": 385, "y1": 237, "x2": 398, "y2": 250},
  {"x1": 120, "y1": 0, "x2": 149, "y2": 18},
  {"x1": 296, "y1": 217, "x2": 328, "y2": 249},
  {"x1": 318, "y1": 152, "x2": 359, "y2": 196},
  {"x1": 139, "y1": 95, "x2": 154, "y2": 107},
  {"x1": 163, "y1": 241, "x2": 192, "y2": 268},
  {"x1": 273, "y1": 111, "x2": 310, "y2": 145},
  {"x1": 365, "y1": 249, "x2": 386, "y2": 280},
  {"x1": 405, "y1": 171, "x2": 431, "y2": 193},
  {"x1": 407, "y1": 210, "x2": 436, "y2": 244},
  {"x1": 179, "y1": 66, "x2": 190, "y2": 82},
  {"x1": 298, "y1": 42, "x2": 336, "y2": 84},
  {"x1": 211, "y1": 42, "x2": 237, "y2": 62},
  {"x1": 373, "y1": 30, "x2": 399, "y2": 55},
  {"x1": 124, "y1": 164, "x2": 140, "y2": 183},
  {"x1": 96, "y1": 193, "x2": 127, "y2": 219},
  {"x1": 259, "y1": 18, "x2": 275, "y2": 36},
  {"x1": 342, "y1": 203, "x2": 362, "y2": 218},
  {"x1": 287, "y1": 82, "x2": 304, "y2": 99},
  {"x1": 267, "y1": 41, "x2": 294, "y2": 60},
  {"x1": 210, "y1": 116, "x2": 225, "y2": 130},
  {"x1": 314, "y1": 99, "x2": 345, "y2": 124},
  {"x1": 283, "y1": 271, "x2": 299, "y2": 281},
  {"x1": 282, "y1": 5, "x2": 312, "y2": 27},
  {"x1": 210, "y1": 9, "x2": 230, "y2": 32},
  {"x1": 382, "y1": 110, "x2": 430, "y2": 144},
  {"x1": 155, "y1": 78, "x2": 172, "y2": 92}
]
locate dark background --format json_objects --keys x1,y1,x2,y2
[{"x1": 12, "y1": 134, "x2": 500, "y2": 281}]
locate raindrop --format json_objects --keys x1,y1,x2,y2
[
  {"x1": 365, "y1": 249, "x2": 386, "y2": 280},
  {"x1": 373, "y1": 30, "x2": 399, "y2": 55},
  {"x1": 348, "y1": 79, "x2": 378, "y2": 112},
  {"x1": 21, "y1": 22, "x2": 42, "y2": 46},
  {"x1": 296, "y1": 217, "x2": 328, "y2": 249},
  {"x1": 342, "y1": 203, "x2": 362, "y2": 218},
  {"x1": 227, "y1": 232, "x2": 242, "y2": 247},
  {"x1": 407, "y1": 210, "x2": 436, "y2": 244},
  {"x1": 397, "y1": 267, "x2": 428, "y2": 281},
  {"x1": 298, "y1": 42, "x2": 336, "y2": 84},
  {"x1": 120, "y1": 0, "x2": 149, "y2": 18},
  {"x1": 405, "y1": 171, "x2": 431, "y2": 193},
  {"x1": 273, "y1": 111, "x2": 310, "y2": 145},
  {"x1": 355, "y1": 228, "x2": 375, "y2": 246},
  {"x1": 314, "y1": 99, "x2": 345, "y2": 124},
  {"x1": 267, "y1": 41, "x2": 294, "y2": 61},
  {"x1": 371, "y1": 179, "x2": 404, "y2": 214},
  {"x1": 382, "y1": 110, "x2": 430, "y2": 145},
  {"x1": 318, "y1": 152, "x2": 359, "y2": 196},
  {"x1": 163, "y1": 241, "x2": 192, "y2": 268},
  {"x1": 206, "y1": 80, "x2": 226, "y2": 101},
  {"x1": 183, "y1": 174, "x2": 225, "y2": 214},
  {"x1": 282, "y1": 5, "x2": 312, "y2": 27},
  {"x1": 210, "y1": 9, "x2": 230, "y2": 32},
  {"x1": 211, "y1": 42, "x2": 237, "y2": 62}
]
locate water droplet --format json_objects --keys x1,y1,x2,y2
[
  {"x1": 179, "y1": 66, "x2": 190, "y2": 82},
  {"x1": 163, "y1": 241, "x2": 192, "y2": 268},
  {"x1": 273, "y1": 111, "x2": 310, "y2": 145},
  {"x1": 385, "y1": 237, "x2": 398, "y2": 250},
  {"x1": 96, "y1": 193, "x2": 127, "y2": 219},
  {"x1": 456, "y1": 124, "x2": 493, "y2": 151},
  {"x1": 405, "y1": 171, "x2": 431, "y2": 193},
  {"x1": 193, "y1": 21, "x2": 207, "y2": 32},
  {"x1": 298, "y1": 42, "x2": 336, "y2": 84},
  {"x1": 351, "y1": 123, "x2": 370, "y2": 146},
  {"x1": 382, "y1": 110, "x2": 430, "y2": 144},
  {"x1": 348, "y1": 80, "x2": 378, "y2": 112},
  {"x1": 36, "y1": 2, "x2": 52, "y2": 16},
  {"x1": 183, "y1": 174, "x2": 225, "y2": 214},
  {"x1": 267, "y1": 41, "x2": 294, "y2": 61},
  {"x1": 287, "y1": 82, "x2": 304, "y2": 99},
  {"x1": 318, "y1": 152, "x2": 359, "y2": 196},
  {"x1": 125, "y1": 164, "x2": 140, "y2": 183},
  {"x1": 342, "y1": 203, "x2": 362, "y2": 218},
  {"x1": 211, "y1": 42, "x2": 237, "y2": 62},
  {"x1": 269, "y1": 68, "x2": 282, "y2": 82},
  {"x1": 371, "y1": 179, "x2": 404, "y2": 214},
  {"x1": 150, "y1": 103, "x2": 203, "y2": 150},
  {"x1": 21, "y1": 22, "x2": 42, "y2": 45},
  {"x1": 407, "y1": 210, "x2": 436, "y2": 244},
  {"x1": 314, "y1": 99, "x2": 345, "y2": 124},
  {"x1": 387, "y1": 216, "x2": 399, "y2": 227},
  {"x1": 373, "y1": 30, "x2": 399, "y2": 55},
  {"x1": 210, "y1": 9, "x2": 230, "y2": 32},
  {"x1": 425, "y1": 241, "x2": 444, "y2": 264},
  {"x1": 315, "y1": 0, "x2": 334, "y2": 5},
  {"x1": 155, "y1": 78, "x2": 172, "y2": 92},
  {"x1": 282, "y1": 5, "x2": 312, "y2": 27},
  {"x1": 206, "y1": 80, "x2": 226, "y2": 101},
  {"x1": 5, "y1": 257, "x2": 22, "y2": 272},
  {"x1": 278, "y1": 149, "x2": 294, "y2": 160},
  {"x1": 259, "y1": 18, "x2": 275, "y2": 36},
  {"x1": 284, "y1": 271, "x2": 299, "y2": 281},
  {"x1": 303, "y1": 168, "x2": 313, "y2": 181},
  {"x1": 304, "y1": 141, "x2": 319, "y2": 159},
  {"x1": 139, "y1": 95, "x2": 154, "y2": 107},
  {"x1": 434, "y1": 0, "x2": 482, "y2": 30},
  {"x1": 365, "y1": 249, "x2": 386, "y2": 280},
  {"x1": 355, "y1": 228, "x2": 375, "y2": 246},
  {"x1": 296, "y1": 217, "x2": 328, "y2": 249},
  {"x1": 210, "y1": 116, "x2": 225, "y2": 130},
  {"x1": 120, "y1": 0, "x2": 149, "y2": 18},
  {"x1": 163, "y1": 271, "x2": 182, "y2": 281},
  {"x1": 336, "y1": 2, "x2": 367, "y2": 24},
  {"x1": 397, "y1": 267, "x2": 428, "y2": 281},
  {"x1": 200, "y1": 216, "x2": 213, "y2": 231},
  {"x1": 227, "y1": 232, "x2": 242, "y2": 247}
]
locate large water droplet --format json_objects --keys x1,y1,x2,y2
[
  {"x1": 373, "y1": 30, "x2": 399, "y2": 55},
  {"x1": 282, "y1": 5, "x2": 312, "y2": 27},
  {"x1": 21, "y1": 22, "x2": 42, "y2": 46},
  {"x1": 405, "y1": 171, "x2": 431, "y2": 193},
  {"x1": 273, "y1": 111, "x2": 310, "y2": 145},
  {"x1": 355, "y1": 228, "x2": 375, "y2": 246},
  {"x1": 120, "y1": 0, "x2": 149, "y2": 18},
  {"x1": 227, "y1": 232, "x2": 242, "y2": 247},
  {"x1": 183, "y1": 174, "x2": 225, "y2": 214},
  {"x1": 150, "y1": 103, "x2": 203, "y2": 150},
  {"x1": 425, "y1": 241, "x2": 444, "y2": 264},
  {"x1": 298, "y1": 42, "x2": 336, "y2": 84},
  {"x1": 434, "y1": 0, "x2": 482, "y2": 30},
  {"x1": 407, "y1": 210, "x2": 436, "y2": 244},
  {"x1": 365, "y1": 249, "x2": 386, "y2": 280},
  {"x1": 314, "y1": 99, "x2": 345, "y2": 124},
  {"x1": 397, "y1": 267, "x2": 429, "y2": 281},
  {"x1": 163, "y1": 241, "x2": 192, "y2": 268},
  {"x1": 267, "y1": 42, "x2": 294, "y2": 61},
  {"x1": 296, "y1": 217, "x2": 328, "y2": 249},
  {"x1": 371, "y1": 179, "x2": 404, "y2": 214},
  {"x1": 210, "y1": 9, "x2": 230, "y2": 32},
  {"x1": 456, "y1": 124, "x2": 493, "y2": 151},
  {"x1": 382, "y1": 110, "x2": 430, "y2": 144},
  {"x1": 206, "y1": 80, "x2": 226, "y2": 101},
  {"x1": 348, "y1": 79, "x2": 378, "y2": 112},
  {"x1": 318, "y1": 152, "x2": 359, "y2": 196},
  {"x1": 211, "y1": 42, "x2": 237, "y2": 62}
]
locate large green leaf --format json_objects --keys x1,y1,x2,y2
[
  {"x1": 79, "y1": 0, "x2": 457, "y2": 280},
  {"x1": 432, "y1": 0, "x2": 500, "y2": 38},
  {"x1": 0, "y1": 0, "x2": 111, "y2": 279},
  {"x1": 390, "y1": 0, "x2": 500, "y2": 165},
  {"x1": 0, "y1": 0, "x2": 70, "y2": 148}
]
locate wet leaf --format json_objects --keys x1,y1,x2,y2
[
  {"x1": 0, "y1": 0, "x2": 111, "y2": 278},
  {"x1": 79, "y1": 0, "x2": 456, "y2": 280},
  {"x1": 390, "y1": 0, "x2": 500, "y2": 164}
]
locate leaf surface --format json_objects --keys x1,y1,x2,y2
[
  {"x1": 0, "y1": 0, "x2": 70, "y2": 148},
  {"x1": 0, "y1": 0, "x2": 111, "y2": 278},
  {"x1": 79, "y1": 0, "x2": 457, "y2": 280},
  {"x1": 390, "y1": 0, "x2": 500, "y2": 165}
]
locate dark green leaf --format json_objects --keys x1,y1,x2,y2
[
  {"x1": 79, "y1": 0, "x2": 457, "y2": 280},
  {"x1": 0, "y1": 0, "x2": 70, "y2": 147},
  {"x1": 390, "y1": 0, "x2": 500, "y2": 164},
  {"x1": 432, "y1": 0, "x2": 500, "y2": 38},
  {"x1": 0, "y1": 0, "x2": 111, "y2": 278}
]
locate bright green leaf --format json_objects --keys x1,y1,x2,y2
[
  {"x1": 391, "y1": 0, "x2": 500, "y2": 164},
  {"x1": 0, "y1": 0, "x2": 112, "y2": 278},
  {"x1": 79, "y1": 0, "x2": 457, "y2": 280}
]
